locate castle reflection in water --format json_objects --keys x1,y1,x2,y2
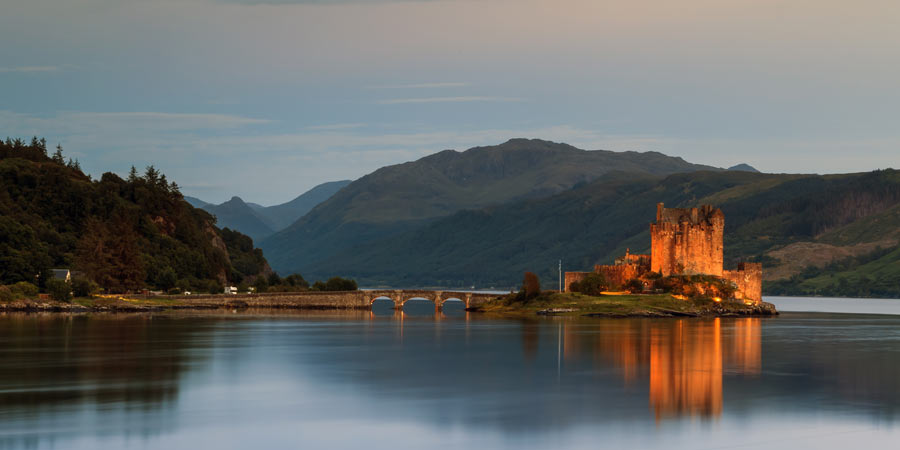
[{"x1": 556, "y1": 317, "x2": 761, "y2": 421}]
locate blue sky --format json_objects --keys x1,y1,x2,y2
[{"x1": 2, "y1": 0, "x2": 898, "y2": 204}]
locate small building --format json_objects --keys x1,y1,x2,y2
[
  {"x1": 51, "y1": 269, "x2": 71, "y2": 283},
  {"x1": 225, "y1": 286, "x2": 238, "y2": 295}
]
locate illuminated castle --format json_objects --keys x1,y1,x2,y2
[{"x1": 565, "y1": 203, "x2": 762, "y2": 303}]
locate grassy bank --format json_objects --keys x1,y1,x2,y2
[{"x1": 475, "y1": 292, "x2": 778, "y2": 317}]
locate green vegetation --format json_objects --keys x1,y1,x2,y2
[
  {"x1": 569, "y1": 273, "x2": 609, "y2": 296},
  {"x1": 275, "y1": 162, "x2": 899, "y2": 297},
  {"x1": 262, "y1": 138, "x2": 721, "y2": 277},
  {"x1": 46, "y1": 279, "x2": 72, "y2": 302},
  {"x1": 311, "y1": 276, "x2": 358, "y2": 291},
  {"x1": 0, "y1": 137, "x2": 271, "y2": 294},
  {"x1": 766, "y1": 245, "x2": 900, "y2": 298},
  {"x1": 478, "y1": 291, "x2": 775, "y2": 317}
]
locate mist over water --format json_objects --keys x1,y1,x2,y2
[{"x1": 1, "y1": 299, "x2": 899, "y2": 449}]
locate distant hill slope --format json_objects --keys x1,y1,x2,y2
[
  {"x1": 184, "y1": 196, "x2": 209, "y2": 208},
  {"x1": 296, "y1": 169, "x2": 900, "y2": 298},
  {"x1": 197, "y1": 180, "x2": 352, "y2": 240},
  {"x1": 202, "y1": 197, "x2": 276, "y2": 242},
  {"x1": 0, "y1": 138, "x2": 270, "y2": 292},
  {"x1": 727, "y1": 163, "x2": 760, "y2": 172},
  {"x1": 256, "y1": 180, "x2": 352, "y2": 230},
  {"x1": 261, "y1": 138, "x2": 724, "y2": 274}
]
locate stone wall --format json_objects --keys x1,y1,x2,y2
[
  {"x1": 723, "y1": 263, "x2": 762, "y2": 304},
  {"x1": 650, "y1": 203, "x2": 724, "y2": 276},
  {"x1": 594, "y1": 263, "x2": 645, "y2": 289},
  {"x1": 564, "y1": 272, "x2": 591, "y2": 292}
]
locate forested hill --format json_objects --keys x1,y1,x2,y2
[
  {"x1": 300, "y1": 169, "x2": 900, "y2": 298},
  {"x1": 0, "y1": 137, "x2": 270, "y2": 293},
  {"x1": 261, "y1": 138, "x2": 723, "y2": 274}
]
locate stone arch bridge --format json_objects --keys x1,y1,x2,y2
[
  {"x1": 365, "y1": 290, "x2": 500, "y2": 310},
  {"x1": 176, "y1": 290, "x2": 503, "y2": 311}
]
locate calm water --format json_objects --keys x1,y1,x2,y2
[{"x1": 1, "y1": 298, "x2": 899, "y2": 450}]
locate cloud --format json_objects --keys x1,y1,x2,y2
[
  {"x1": 305, "y1": 123, "x2": 367, "y2": 131},
  {"x1": 0, "y1": 66, "x2": 59, "y2": 73},
  {"x1": 368, "y1": 82, "x2": 470, "y2": 89},
  {"x1": 378, "y1": 96, "x2": 523, "y2": 104}
]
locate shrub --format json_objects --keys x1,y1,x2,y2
[
  {"x1": 283, "y1": 273, "x2": 308, "y2": 289},
  {"x1": 522, "y1": 272, "x2": 541, "y2": 299},
  {"x1": 47, "y1": 279, "x2": 72, "y2": 302},
  {"x1": 312, "y1": 277, "x2": 358, "y2": 291},
  {"x1": 207, "y1": 280, "x2": 224, "y2": 295},
  {"x1": 167, "y1": 287, "x2": 182, "y2": 295},
  {"x1": 0, "y1": 286, "x2": 14, "y2": 302},
  {"x1": 254, "y1": 276, "x2": 269, "y2": 293},
  {"x1": 11, "y1": 281, "x2": 39, "y2": 297},
  {"x1": 71, "y1": 277, "x2": 99, "y2": 298},
  {"x1": 624, "y1": 278, "x2": 645, "y2": 293},
  {"x1": 570, "y1": 273, "x2": 608, "y2": 296}
]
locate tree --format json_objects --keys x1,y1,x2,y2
[
  {"x1": 52, "y1": 144, "x2": 65, "y2": 164},
  {"x1": 254, "y1": 276, "x2": 269, "y2": 293},
  {"x1": 313, "y1": 277, "x2": 357, "y2": 291},
  {"x1": 47, "y1": 279, "x2": 72, "y2": 302},
  {"x1": 71, "y1": 277, "x2": 99, "y2": 298},
  {"x1": 156, "y1": 266, "x2": 177, "y2": 291},
  {"x1": 268, "y1": 272, "x2": 282, "y2": 286},
  {"x1": 521, "y1": 272, "x2": 541, "y2": 298},
  {"x1": 570, "y1": 273, "x2": 609, "y2": 296},
  {"x1": 284, "y1": 273, "x2": 309, "y2": 289},
  {"x1": 127, "y1": 166, "x2": 139, "y2": 183}
]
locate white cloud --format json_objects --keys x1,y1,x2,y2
[
  {"x1": 304, "y1": 123, "x2": 367, "y2": 131},
  {"x1": 378, "y1": 96, "x2": 523, "y2": 104}
]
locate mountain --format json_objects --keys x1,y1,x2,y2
[
  {"x1": 256, "y1": 180, "x2": 352, "y2": 230},
  {"x1": 0, "y1": 138, "x2": 270, "y2": 293},
  {"x1": 202, "y1": 196, "x2": 276, "y2": 242},
  {"x1": 197, "y1": 180, "x2": 352, "y2": 240},
  {"x1": 300, "y1": 168, "x2": 899, "y2": 297},
  {"x1": 184, "y1": 196, "x2": 209, "y2": 208},
  {"x1": 727, "y1": 163, "x2": 760, "y2": 172},
  {"x1": 260, "y1": 138, "x2": 724, "y2": 276}
]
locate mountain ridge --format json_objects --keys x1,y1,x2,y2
[{"x1": 261, "y1": 138, "x2": 728, "y2": 274}]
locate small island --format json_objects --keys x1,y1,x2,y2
[{"x1": 478, "y1": 203, "x2": 778, "y2": 318}]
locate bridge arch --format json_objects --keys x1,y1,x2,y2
[{"x1": 439, "y1": 296, "x2": 467, "y2": 310}]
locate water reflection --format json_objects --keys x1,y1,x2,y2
[
  {"x1": 554, "y1": 318, "x2": 761, "y2": 421},
  {"x1": 1, "y1": 309, "x2": 899, "y2": 450}
]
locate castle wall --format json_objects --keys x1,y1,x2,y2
[
  {"x1": 564, "y1": 272, "x2": 591, "y2": 292},
  {"x1": 723, "y1": 263, "x2": 762, "y2": 304},
  {"x1": 595, "y1": 263, "x2": 645, "y2": 289},
  {"x1": 650, "y1": 203, "x2": 724, "y2": 277}
]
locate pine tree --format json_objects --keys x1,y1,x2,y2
[
  {"x1": 52, "y1": 144, "x2": 65, "y2": 164},
  {"x1": 127, "y1": 166, "x2": 139, "y2": 183}
]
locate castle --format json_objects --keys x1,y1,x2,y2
[{"x1": 565, "y1": 203, "x2": 762, "y2": 304}]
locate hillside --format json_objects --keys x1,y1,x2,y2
[
  {"x1": 258, "y1": 180, "x2": 352, "y2": 230},
  {"x1": 202, "y1": 196, "x2": 276, "y2": 242},
  {"x1": 297, "y1": 169, "x2": 900, "y2": 297},
  {"x1": 195, "y1": 180, "x2": 352, "y2": 240},
  {"x1": 261, "y1": 138, "x2": 723, "y2": 274},
  {"x1": 0, "y1": 138, "x2": 270, "y2": 293}
]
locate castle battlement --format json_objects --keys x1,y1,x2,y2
[
  {"x1": 564, "y1": 203, "x2": 762, "y2": 304},
  {"x1": 651, "y1": 203, "x2": 724, "y2": 277}
]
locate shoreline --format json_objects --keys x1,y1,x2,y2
[{"x1": 0, "y1": 291, "x2": 779, "y2": 317}]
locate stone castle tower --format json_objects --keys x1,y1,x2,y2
[
  {"x1": 650, "y1": 203, "x2": 724, "y2": 277},
  {"x1": 564, "y1": 202, "x2": 762, "y2": 303}
]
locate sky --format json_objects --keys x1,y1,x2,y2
[{"x1": 2, "y1": 0, "x2": 898, "y2": 204}]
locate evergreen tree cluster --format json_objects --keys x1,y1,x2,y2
[{"x1": 0, "y1": 137, "x2": 270, "y2": 293}]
